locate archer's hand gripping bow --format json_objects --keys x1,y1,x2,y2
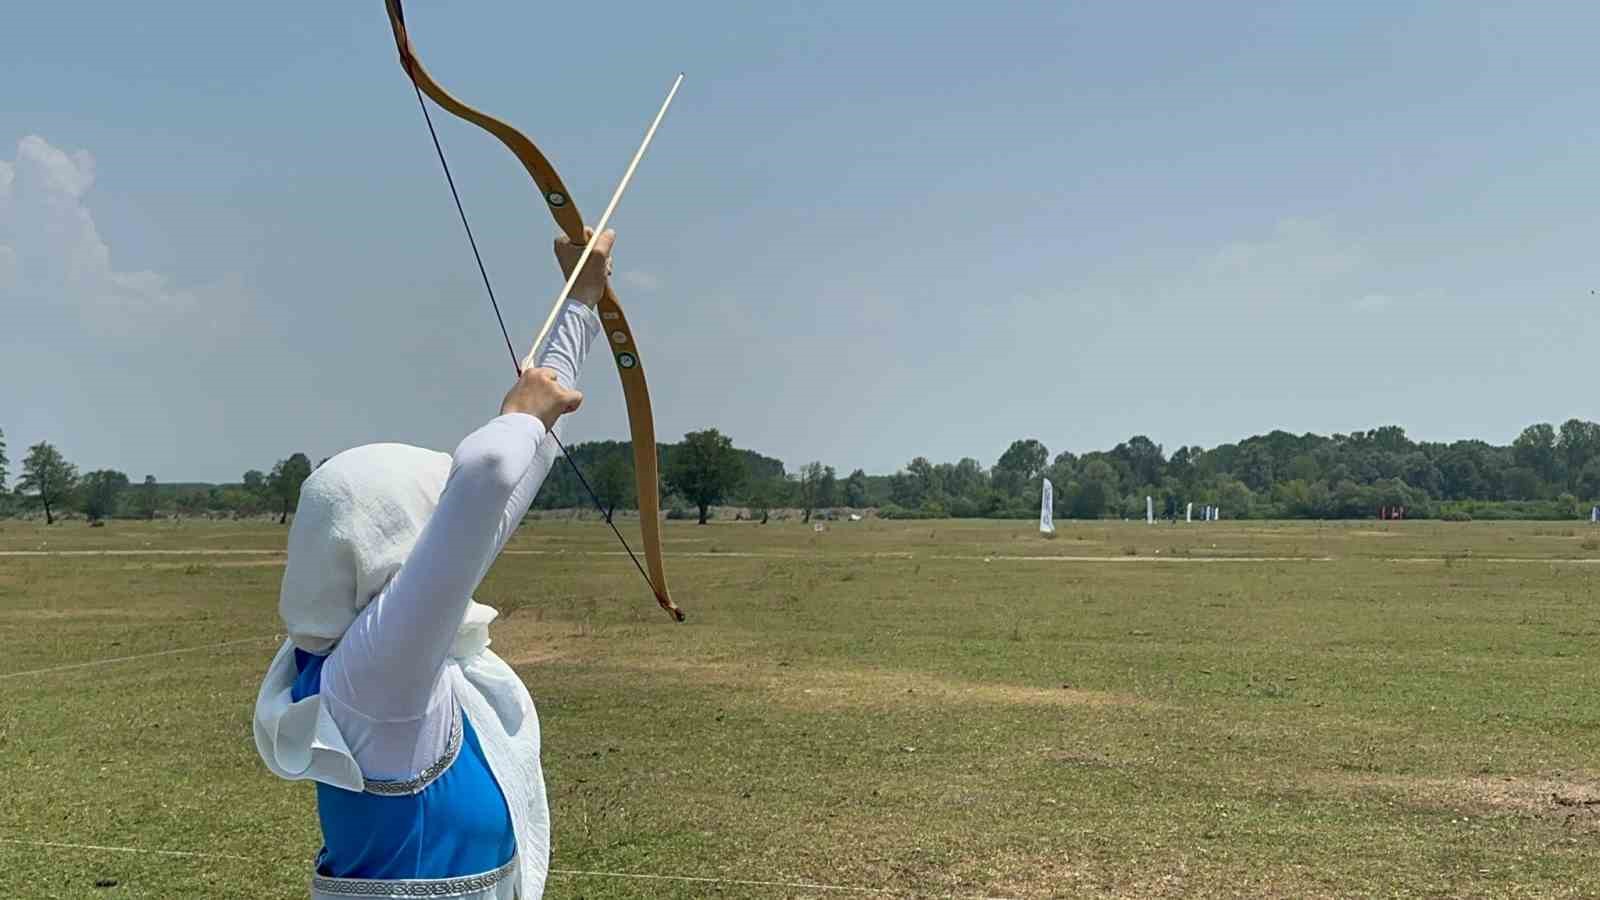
[{"x1": 384, "y1": 0, "x2": 684, "y2": 622}]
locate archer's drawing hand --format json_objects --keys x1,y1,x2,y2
[
  {"x1": 553, "y1": 227, "x2": 615, "y2": 308},
  {"x1": 501, "y1": 366, "x2": 583, "y2": 429}
]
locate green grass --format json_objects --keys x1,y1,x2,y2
[{"x1": 3, "y1": 519, "x2": 1600, "y2": 897}]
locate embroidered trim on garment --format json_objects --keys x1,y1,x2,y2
[
  {"x1": 363, "y1": 707, "x2": 463, "y2": 797},
  {"x1": 310, "y1": 856, "x2": 516, "y2": 897}
]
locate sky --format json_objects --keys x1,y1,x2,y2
[{"x1": 3, "y1": 2, "x2": 1598, "y2": 483}]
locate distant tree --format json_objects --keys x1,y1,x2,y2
[
  {"x1": 1111, "y1": 435, "x2": 1165, "y2": 488},
  {"x1": 817, "y1": 465, "x2": 838, "y2": 509},
  {"x1": 1233, "y1": 443, "x2": 1275, "y2": 492},
  {"x1": 1046, "y1": 451, "x2": 1078, "y2": 493},
  {"x1": 593, "y1": 455, "x2": 632, "y2": 515},
  {"x1": 175, "y1": 488, "x2": 208, "y2": 518},
  {"x1": 939, "y1": 457, "x2": 986, "y2": 501},
  {"x1": 1285, "y1": 453, "x2": 1321, "y2": 483},
  {"x1": 81, "y1": 470, "x2": 130, "y2": 523},
  {"x1": 796, "y1": 462, "x2": 825, "y2": 523},
  {"x1": 1213, "y1": 477, "x2": 1256, "y2": 518},
  {"x1": 664, "y1": 429, "x2": 744, "y2": 525},
  {"x1": 1513, "y1": 424, "x2": 1560, "y2": 487},
  {"x1": 745, "y1": 475, "x2": 788, "y2": 524},
  {"x1": 0, "y1": 426, "x2": 8, "y2": 491},
  {"x1": 1071, "y1": 459, "x2": 1117, "y2": 518},
  {"x1": 1503, "y1": 466, "x2": 1544, "y2": 501},
  {"x1": 844, "y1": 468, "x2": 869, "y2": 507},
  {"x1": 266, "y1": 453, "x2": 314, "y2": 524},
  {"x1": 993, "y1": 439, "x2": 1049, "y2": 498},
  {"x1": 18, "y1": 442, "x2": 78, "y2": 525},
  {"x1": 1580, "y1": 458, "x2": 1600, "y2": 501},
  {"x1": 1558, "y1": 420, "x2": 1600, "y2": 491},
  {"x1": 138, "y1": 475, "x2": 159, "y2": 520}
]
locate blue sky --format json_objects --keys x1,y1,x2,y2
[{"x1": 3, "y1": 2, "x2": 1597, "y2": 482}]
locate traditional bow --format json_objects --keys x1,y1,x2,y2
[{"x1": 384, "y1": 0, "x2": 683, "y2": 622}]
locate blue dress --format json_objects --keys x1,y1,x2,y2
[{"x1": 291, "y1": 650, "x2": 518, "y2": 896}]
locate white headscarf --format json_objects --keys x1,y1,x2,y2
[{"x1": 253, "y1": 443, "x2": 549, "y2": 897}]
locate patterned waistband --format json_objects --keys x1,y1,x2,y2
[
  {"x1": 362, "y1": 707, "x2": 464, "y2": 797},
  {"x1": 310, "y1": 856, "x2": 516, "y2": 897}
]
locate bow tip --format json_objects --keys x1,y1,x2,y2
[{"x1": 656, "y1": 592, "x2": 686, "y2": 623}]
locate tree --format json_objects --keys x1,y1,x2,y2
[
  {"x1": 843, "y1": 469, "x2": 869, "y2": 507},
  {"x1": 138, "y1": 475, "x2": 159, "y2": 520},
  {"x1": 664, "y1": 428, "x2": 744, "y2": 525},
  {"x1": 1503, "y1": 466, "x2": 1543, "y2": 501},
  {"x1": 266, "y1": 453, "x2": 314, "y2": 524},
  {"x1": 1071, "y1": 459, "x2": 1117, "y2": 519},
  {"x1": 1512, "y1": 424, "x2": 1560, "y2": 487},
  {"x1": 1558, "y1": 419, "x2": 1600, "y2": 490},
  {"x1": 593, "y1": 455, "x2": 633, "y2": 514},
  {"x1": 0, "y1": 426, "x2": 8, "y2": 491},
  {"x1": 817, "y1": 466, "x2": 837, "y2": 509},
  {"x1": 1111, "y1": 435, "x2": 1165, "y2": 488},
  {"x1": 1234, "y1": 443, "x2": 1275, "y2": 492},
  {"x1": 1580, "y1": 458, "x2": 1600, "y2": 501},
  {"x1": 939, "y1": 458, "x2": 986, "y2": 501},
  {"x1": 796, "y1": 461, "x2": 825, "y2": 522},
  {"x1": 993, "y1": 439, "x2": 1049, "y2": 499},
  {"x1": 80, "y1": 470, "x2": 130, "y2": 523},
  {"x1": 745, "y1": 475, "x2": 787, "y2": 524},
  {"x1": 18, "y1": 442, "x2": 78, "y2": 525}
]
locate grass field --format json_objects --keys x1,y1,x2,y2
[{"x1": 4, "y1": 518, "x2": 1600, "y2": 898}]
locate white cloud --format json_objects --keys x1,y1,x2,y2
[
  {"x1": 619, "y1": 270, "x2": 662, "y2": 292},
  {"x1": 1353, "y1": 293, "x2": 1392, "y2": 311},
  {"x1": 1194, "y1": 218, "x2": 1364, "y2": 305},
  {"x1": 0, "y1": 134, "x2": 244, "y2": 338}
]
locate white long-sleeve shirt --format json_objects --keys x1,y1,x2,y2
[{"x1": 320, "y1": 300, "x2": 601, "y2": 780}]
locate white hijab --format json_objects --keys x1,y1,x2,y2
[{"x1": 252, "y1": 443, "x2": 549, "y2": 897}]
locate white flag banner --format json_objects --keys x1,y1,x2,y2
[
  {"x1": 1146, "y1": 495, "x2": 1154, "y2": 524},
  {"x1": 1040, "y1": 478, "x2": 1055, "y2": 535},
  {"x1": 1186, "y1": 502, "x2": 1193, "y2": 523}
]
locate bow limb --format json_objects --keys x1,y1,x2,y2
[{"x1": 385, "y1": 0, "x2": 681, "y2": 622}]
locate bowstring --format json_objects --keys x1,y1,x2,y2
[{"x1": 404, "y1": 75, "x2": 657, "y2": 597}]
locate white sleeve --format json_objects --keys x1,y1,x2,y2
[
  {"x1": 530, "y1": 300, "x2": 603, "y2": 471},
  {"x1": 320, "y1": 301, "x2": 600, "y2": 778}
]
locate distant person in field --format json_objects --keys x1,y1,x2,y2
[{"x1": 253, "y1": 230, "x2": 617, "y2": 900}]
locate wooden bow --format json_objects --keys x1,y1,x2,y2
[{"x1": 384, "y1": 0, "x2": 683, "y2": 622}]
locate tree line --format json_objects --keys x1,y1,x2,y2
[{"x1": 6, "y1": 420, "x2": 1600, "y2": 524}]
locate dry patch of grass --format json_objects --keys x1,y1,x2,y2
[{"x1": 1327, "y1": 769, "x2": 1600, "y2": 824}]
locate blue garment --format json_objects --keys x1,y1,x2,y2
[{"x1": 292, "y1": 650, "x2": 516, "y2": 879}]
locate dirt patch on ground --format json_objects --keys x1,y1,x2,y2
[
  {"x1": 968, "y1": 849, "x2": 1337, "y2": 899},
  {"x1": 0, "y1": 607, "x2": 172, "y2": 621},
  {"x1": 773, "y1": 668, "x2": 1147, "y2": 712},
  {"x1": 504, "y1": 638, "x2": 1148, "y2": 713},
  {"x1": 1322, "y1": 770, "x2": 1600, "y2": 827},
  {"x1": 123, "y1": 560, "x2": 287, "y2": 570}
]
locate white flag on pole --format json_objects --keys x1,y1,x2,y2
[
  {"x1": 1186, "y1": 502, "x2": 1193, "y2": 523},
  {"x1": 1040, "y1": 478, "x2": 1055, "y2": 535},
  {"x1": 1146, "y1": 495, "x2": 1154, "y2": 524}
]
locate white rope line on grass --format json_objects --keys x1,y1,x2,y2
[
  {"x1": 0, "y1": 634, "x2": 280, "y2": 681},
  {"x1": 0, "y1": 839, "x2": 254, "y2": 861},
  {"x1": 1, "y1": 838, "x2": 1018, "y2": 899},
  {"x1": 0, "y1": 549, "x2": 284, "y2": 556},
  {"x1": 931, "y1": 554, "x2": 1333, "y2": 563}
]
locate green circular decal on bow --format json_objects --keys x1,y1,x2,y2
[
  {"x1": 546, "y1": 191, "x2": 567, "y2": 207},
  {"x1": 618, "y1": 352, "x2": 637, "y2": 369}
]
